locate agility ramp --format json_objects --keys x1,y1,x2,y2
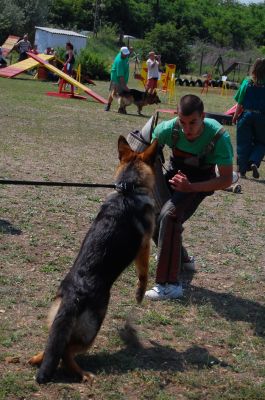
[
  {"x1": 27, "y1": 52, "x2": 107, "y2": 104},
  {"x1": 0, "y1": 53, "x2": 55, "y2": 78},
  {"x1": 1, "y1": 35, "x2": 20, "y2": 58}
]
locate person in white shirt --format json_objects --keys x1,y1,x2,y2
[
  {"x1": 15, "y1": 34, "x2": 32, "y2": 62},
  {"x1": 146, "y1": 51, "x2": 161, "y2": 93}
]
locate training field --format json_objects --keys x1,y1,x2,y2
[{"x1": 0, "y1": 76, "x2": 264, "y2": 400}]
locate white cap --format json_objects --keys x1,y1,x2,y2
[{"x1": 120, "y1": 46, "x2": 130, "y2": 55}]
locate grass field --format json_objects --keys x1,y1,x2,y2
[{"x1": 0, "y1": 73, "x2": 265, "y2": 400}]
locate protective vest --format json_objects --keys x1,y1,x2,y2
[
  {"x1": 167, "y1": 122, "x2": 224, "y2": 183},
  {"x1": 243, "y1": 82, "x2": 265, "y2": 113}
]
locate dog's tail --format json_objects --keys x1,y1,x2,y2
[{"x1": 36, "y1": 300, "x2": 76, "y2": 384}]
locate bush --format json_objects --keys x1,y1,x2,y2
[
  {"x1": 77, "y1": 48, "x2": 110, "y2": 80},
  {"x1": 96, "y1": 24, "x2": 118, "y2": 48},
  {"x1": 134, "y1": 23, "x2": 191, "y2": 73}
]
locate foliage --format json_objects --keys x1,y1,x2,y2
[
  {"x1": 0, "y1": 0, "x2": 25, "y2": 43},
  {"x1": 0, "y1": 0, "x2": 50, "y2": 44},
  {"x1": 77, "y1": 47, "x2": 110, "y2": 80},
  {"x1": 0, "y1": 0, "x2": 265, "y2": 76},
  {"x1": 94, "y1": 24, "x2": 118, "y2": 49},
  {"x1": 48, "y1": 0, "x2": 94, "y2": 30},
  {"x1": 142, "y1": 23, "x2": 191, "y2": 73}
]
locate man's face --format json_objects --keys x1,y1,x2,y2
[{"x1": 178, "y1": 110, "x2": 205, "y2": 141}]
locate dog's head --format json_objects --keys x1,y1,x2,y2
[
  {"x1": 116, "y1": 136, "x2": 158, "y2": 191},
  {"x1": 145, "y1": 91, "x2": 161, "y2": 105}
]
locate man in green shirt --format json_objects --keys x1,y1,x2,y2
[
  {"x1": 105, "y1": 47, "x2": 130, "y2": 112},
  {"x1": 145, "y1": 94, "x2": 234, "y2": 300}
]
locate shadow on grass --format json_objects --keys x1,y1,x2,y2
[
  {"x1": 187, "y1": 285, "x2": 265, "y2": 337},
  {"x1": 0, "y1": 219, "x2": 22, "y2": 235},
  {"x1": 48, "y1": 324, "x2": 229, "y2": 383},
  {"x1": 248, "y1": 178, "x2": 265, "y2": 185}
]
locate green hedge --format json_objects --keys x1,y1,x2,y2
[{"x1": 77, "y1": 48, "x2": 110, "y2": 80}]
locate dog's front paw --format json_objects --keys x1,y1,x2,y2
[
  {"x1": 135, "y1": 287, "x2": 145, "y2": 304},
  {"x1": 82, "y1": 371, "x2": 95, "y2": 385},
  {"x1": 28, "y1": 351, "x2": 44, "y2": 366}
]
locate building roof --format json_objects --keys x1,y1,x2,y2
[{"x1": 35, "y1": 27, "x2": 87, "y2": 38}]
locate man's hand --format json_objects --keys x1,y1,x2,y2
[
  {"x1": 232, "y1": 103, "x2": 243, "y2": 125},
  {"x1": 169, "y1": 171, "x2": 192, "y2": 192}
]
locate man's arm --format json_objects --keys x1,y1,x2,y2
[
  {"x1": 169, "y1": 164, "x2": 233, "y2": 193},
  {"x1": 232, "y1": 103, "x2": 243, "y2": 124}
]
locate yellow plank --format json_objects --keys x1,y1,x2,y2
[{"x1": 10, "y1": 54, "x2": 55, "y2": 72}]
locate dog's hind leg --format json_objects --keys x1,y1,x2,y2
[
  {"x1": 134, "y1": 237, "x2": 151, "y2": 303},
  {"x1": 137, "y1": 105, "x2": 143, "y2": 115},
  {"x1": 62, "y1": 344, "x2": 95, "y2": 384},
  {"x1": 28, "y1": 351, "x2": 44, "y2": 366},
  {"x1": 118, "y1": 97, "x2": 127, "y2": 114}
]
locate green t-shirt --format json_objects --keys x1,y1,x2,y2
[
  {"x1": 234, "y1": 77, "x2": 265, "y2": 105},
  {"x1": 234, "y1": 78, "x2": 250, "y2": 105},
  {"x1": 152, "y1": 117, "x2": 233, "y2": 166},
  {"x1": 110, "y1": 53, "x2": 129, "y2": 84}
]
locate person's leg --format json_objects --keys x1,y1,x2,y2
[
  {"x1": 153, "y1": 78, "x2": 158, "y2": 93},
  {"x1": 146, "y1": 78, "x2": 155, "y2": 94},
  {"x1": 105, "y1": 82, "x2": 117, "y2": 111},
  {"x1": 236, "y1": 112, "x2": 254, "y2": 176},
  {"x1": 155, "y1": 198, "x2": 183, "y2": 284},
  {"x1": 249, "y1": 114, "x2": 265, "y2": 178},
  {"x1": 249, "y1": 143, "x2": 265, "y2": 178},
  {"x1": 105, "y1": 90, "x2": 115, "y2": 111},
  {"x1": 19, "y1": 52, "x2": 28, "y2": 62},
  {"x1": 146, "y1": 192, "x2": 206, "y2": 300}
]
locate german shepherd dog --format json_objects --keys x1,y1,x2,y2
[
  {"x1": 118, "y1": 89, "x2": 161, "y2": 115},
  {"x1": 29, "y1": 136, "x2": 158, "y2": 384}
]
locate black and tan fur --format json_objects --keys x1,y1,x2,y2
[
  {"x1": 118, "y1": 89, "x2": 161, "y2": 115},
  {"x1": 29, "y1": 136, "x2": 158, "y2": 384}
]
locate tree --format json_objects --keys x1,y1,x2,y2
[
  {"x1": 48, "y1": 0, "x2": 94, "y2": 31},
  {"x1": 144, "y1": 22, "x2": 191, "y2": 72},
  {"x1": 0, "y1": 0, "x2": 24, "y2": 43},
  {"x1": 0, "y1": 0, "x2": 51, "y2": 44}
]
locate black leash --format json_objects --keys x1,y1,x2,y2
[{"x1": 0, "y1": 179, "x2": 116, "y2": 189}]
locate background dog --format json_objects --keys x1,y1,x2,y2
[
  {"x1": 118, "y1": 89, "x2": 161, "y2": 115},
  {"x1": 29, "y1": 136, "x2": 158, "y2": 384}
]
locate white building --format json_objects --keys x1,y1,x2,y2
[{"x1": 35, "y1": 27, "x2": 88, "y2": 53}]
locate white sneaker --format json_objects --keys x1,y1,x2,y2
[
  {"x1": 145, "y1": 283, "x2": 183, "y2": 300},
  {"x1": 145, "y1": 284, "x2": 166, "y2": 300},
  {"x1": 182, "y1": 256, "x2": 196, "y2": 272}
]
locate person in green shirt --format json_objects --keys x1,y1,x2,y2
[
  {"x1": 145, "y1": 94, "x2": 233, "y2": 301},
  {"x1": 105, "y1": 47, "x2": 130, "y2": 112},
  {"x1": 232, "y1": 58, "x2": 265, "y2": 178}
]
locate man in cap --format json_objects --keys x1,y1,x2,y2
[{"x1": 105, "y1": 46, "x2": 130, "y2": 112}]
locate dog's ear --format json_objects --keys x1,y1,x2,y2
[
  {"x1": 141, "y1": 139, "x2": 158, "y2": 166},
  {"x1": 118, "y1": 135, "x2": 134, "y2": 161}
]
